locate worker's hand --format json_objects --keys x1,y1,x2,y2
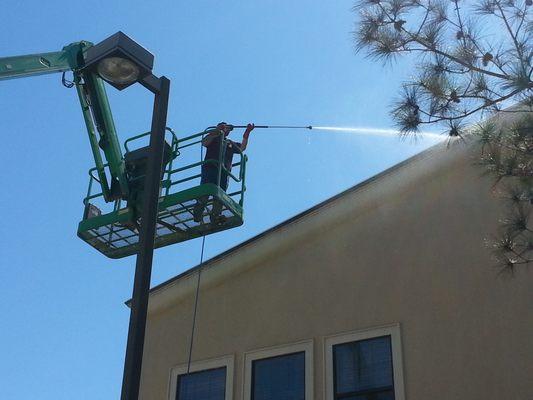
[{"x1": 244, "y1": 123, "x2": 255, "y2": 137}]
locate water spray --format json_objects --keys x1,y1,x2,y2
[{"x1": 228, "y1": 124, "x2": 443, "y2": 139}]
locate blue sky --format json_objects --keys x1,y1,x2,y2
[{"x1": 0, "y1": 1, "x2": 443, "y2": 399}]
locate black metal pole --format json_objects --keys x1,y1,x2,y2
[{"x1": 120, "y1": 75, "x2": 170, "y2": 400}]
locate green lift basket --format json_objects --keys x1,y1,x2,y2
[{"x1": 77, "y1": 128, "x2": 247, "y2": 259}]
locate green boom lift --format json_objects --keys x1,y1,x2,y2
[{"x1": 0, "y1": 40, "x2": 247, "y2": 258}]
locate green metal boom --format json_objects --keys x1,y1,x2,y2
[
  {"x1": 0, "y1": 41, "x2": 128, "y2": 201},
  {"x1": 0, "y1": 42, "x2": 84, "y2": 80},
  {"x1": 1, "y1": 40, "x2": 249, "y2": 259}
]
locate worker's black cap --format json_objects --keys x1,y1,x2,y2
[{"x1": 217, "y1": 121, "x2": 234, "y2": 131}]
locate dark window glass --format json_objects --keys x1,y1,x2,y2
[
  {"x1": 333, "y1": 336, "x2": 394, "y2": 400},
  {"x1": 176, "y1": 366, "x2": 226, "y2": 400},
  {"x1": 252, "y1": 351, "x2": 305, "y2": 400}
]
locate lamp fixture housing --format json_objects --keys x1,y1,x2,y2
[{"x1": 83, "y1": 31, "x2": 154, "y2": 90}]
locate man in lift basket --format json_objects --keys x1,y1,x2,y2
[{"x1": 193, "y1": 121, "x2": 254, "y2": 224}]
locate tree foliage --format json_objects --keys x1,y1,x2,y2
[
  {"x1": 353, "y1": 0, "x2": 532, "y2": 272},
  {"x1": 478, "y1": 113, "x2": 533, "y2": 272},
  {"x1": 354, "y1": 0, "x2": 532, "y2": 134}
]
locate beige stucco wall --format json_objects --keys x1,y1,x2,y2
[{"x1": 139, "y1": 140, "x2": 533, "y2": 400}]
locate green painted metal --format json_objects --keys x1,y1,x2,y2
[
  {"x1": 123, "y1": 128, "x2": 179, "y2": 157},
  {"x1": 0, "y1": 42, "x2": 89, "y2": 81},
  {"x1": 75, "y1": 76, "x2": 113, "y2": 200},
  {"x1": 82, "y1": 72, "x2": 129, "y2": 199},
  {"x1": 78, "y1": 128, "x2": 248, "y2": 258},
  {"x1": 0, "y1": 40, "x2": 128, "y2": 202},
  {"x1": 78, "y1": 184, "x2": 244, "y2": 259}
]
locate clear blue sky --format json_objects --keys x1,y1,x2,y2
[{"x1": 0, "y1": 1, "x2": 443, "y2": 399}]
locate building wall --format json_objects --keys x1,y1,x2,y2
[{"x1": 139, "y1": 142, "x2": 533, "y2": 400}]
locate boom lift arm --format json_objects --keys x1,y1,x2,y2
[
  {"x1": 0, "y1": 44, "x2": 81, "y2": 80},
  {"x1": 0, "y1": 42, "x2": 128, "y2": 201}
]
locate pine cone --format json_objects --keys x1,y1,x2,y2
[
  {"x1": 482, "y1": 52, "x2": 493, "y2": 66},
  {"x1": 394, "y1": 20, "x2": 406, "y2": 31},
  {"x1": 450, "y1": 90, "x2": 461, "y2": 103}
]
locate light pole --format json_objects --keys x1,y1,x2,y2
[
  {"x1": 83, "y1": 32, "x2": 171, "y2": 400},
  {"x1": 120, "y1": 75, "x2": 169, "y2": 400}
]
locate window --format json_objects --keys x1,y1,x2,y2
[
  {"x1": 244, "y1": 341, "x2": 313, "y2": 400},
  {"x1": 333, "y1": 336, "x2": 393, "y2": 399},
  {"x1": 325, "y1": 325, "x2": 405, "y2": 400},
  {"x1": 169, "y1": 355, "x2": 234, "y2": 400},
  {"x1": 252, "y1": 352, "x2": 305, "y2": 400},
  {"x1": 176, "y1": 367, "x2": 226, "y2": 400}
]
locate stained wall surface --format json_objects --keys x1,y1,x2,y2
[{"x1": 139, "y1": 140, "x2": 533, "y2": 400}]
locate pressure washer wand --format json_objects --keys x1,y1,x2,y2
[{"x1": 229, "y1": 125, "x2": 313, "y2": 130}]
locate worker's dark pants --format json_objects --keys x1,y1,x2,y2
[
  {"x1": 193, "y1": 166, "x2": 228, "y2": 222},
  {"x1": 201, "y1": 166, "x2": 229, "y2": 190}
]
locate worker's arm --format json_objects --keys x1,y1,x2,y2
[{"x1": 239, "y1": 123, "x2": 255, "y2": 152}]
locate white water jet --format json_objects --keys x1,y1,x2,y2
[{"x1": 311, "y1": 126, "x2": 444, "y2": 140}]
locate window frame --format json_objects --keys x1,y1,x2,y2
[
  {"x1": 243, "y1": 340, "x2": 314, "y2": 400},
  {"x1": 324, "y1": 324, "x2": 405, "y2": 400},
  {"x1": 168, "y1": 354, "x2": 234, "y2": 400}
]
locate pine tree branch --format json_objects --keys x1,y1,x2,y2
[
  {"x1": 515, "y1": 2, "x2": 528, "y2": 38},
  {"x1": 495, "y1": 2, "x2": 525, "y2": 63},
  {"x1": 417, "y1": 87, "x2": 523, "y2": 124},
  {"x1": 373, "y1": 2, "x2": 511, "y2": 80},
  {"x1": 414, "y1": 5, "x2": 431, "y2": 38}
]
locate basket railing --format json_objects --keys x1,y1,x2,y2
[{"x1": 82, "y1": 126, "x2": 247, "y2": 214}]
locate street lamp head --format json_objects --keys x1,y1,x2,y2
[
  {"x1": 97, "y1": 57, "x2": 140, "y2": 86},
  {"x1": 83, "y1": 31, "x2": 154, "y2": 90}
]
